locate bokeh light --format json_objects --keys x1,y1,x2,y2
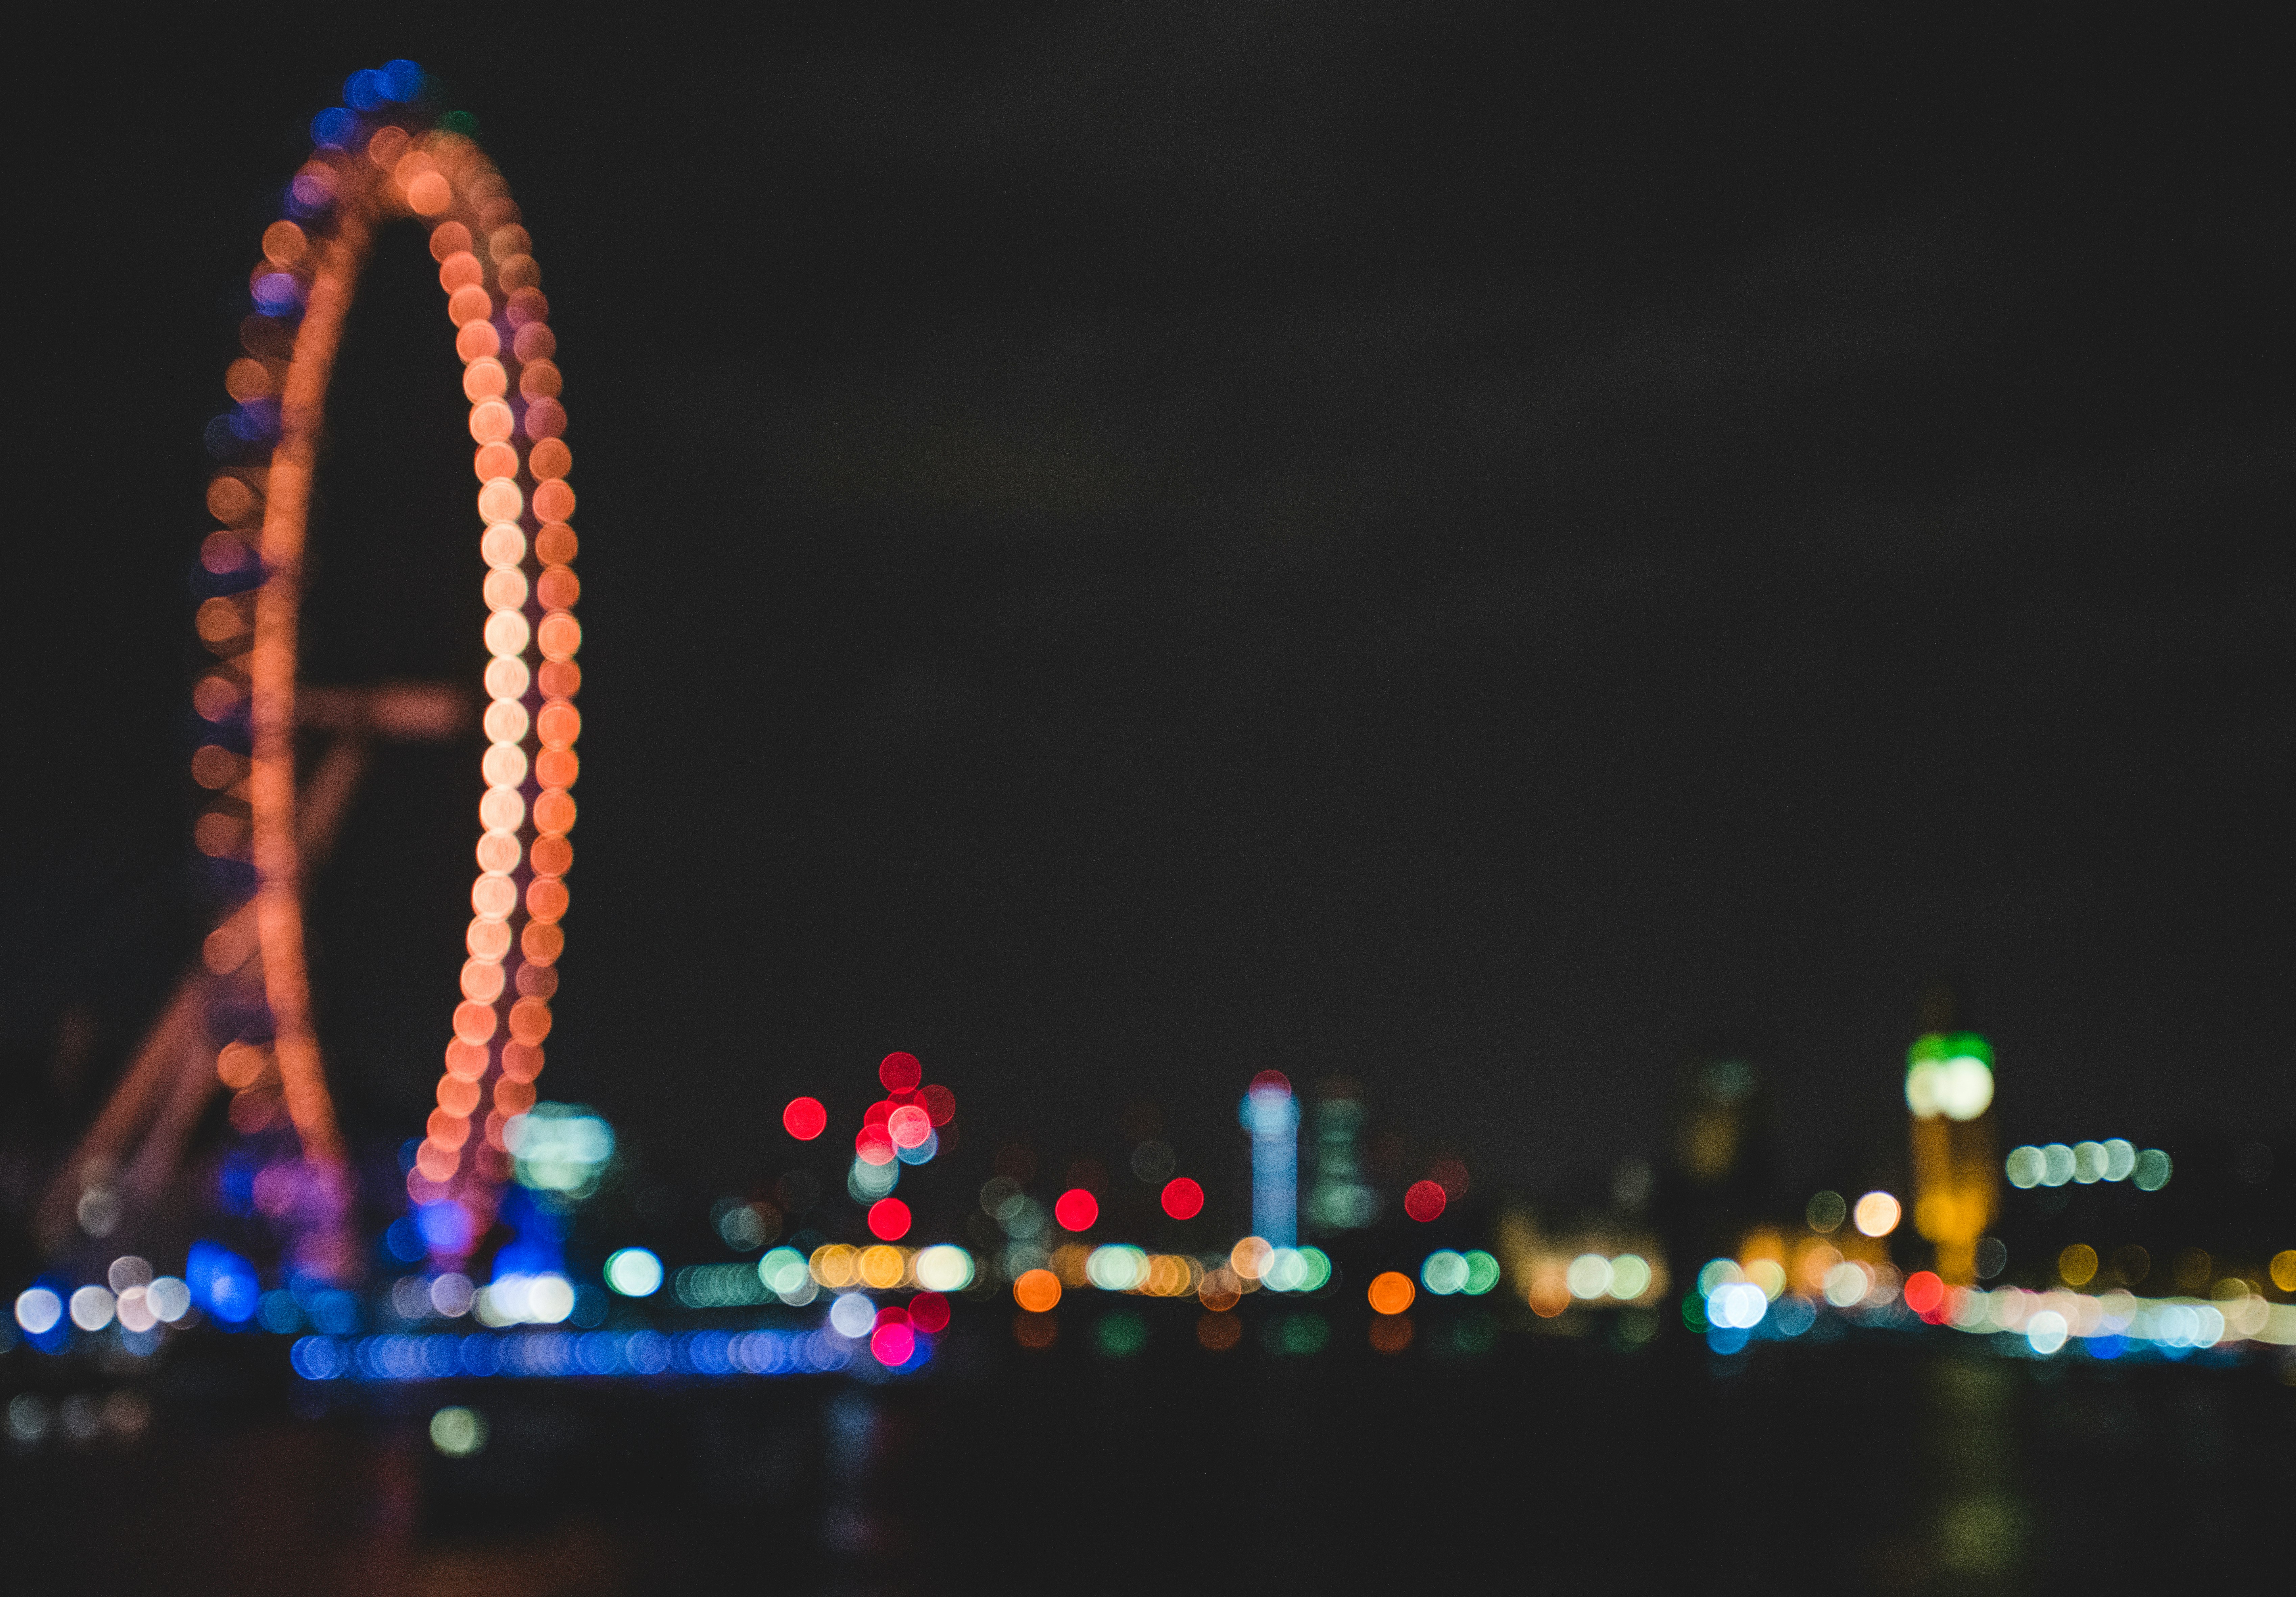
[
  {"x1": 1852, "y1": 1191, "x2": 1901, "y2": 1237},
  {"x1": 870, "y1": 1321, "x2": 916, "y2": 1366},
  {"x1": 913, "y1": 1245, "x2": 975, "y2": 1292},
  {"x1": 1422, "y1": 1250, "x2": 1469, "y2": 1295},
  {"x1": 1013, "y1": 1269, "x2": 1062, "y2": 1313},
  {"x1": 603, "y1": 1247, "x2": 662, "y2": 1297},
  {"x1": 1161, "y1": 1176, "x2": 1204, "y2": 1219},
  {"x1": 909, "y1": 1292, "x2": 952, "y2": 1334},
  {"x1": 1403, "y1": 1180, "x2": 1447, "y2": 1222},
  {"x1": 1053, "y1": 1189, "x2": 1099, "y2": 1231},
  {"x1": 430, "y1": 1406, "x2": 488, "y2": 1456},
  {"x1": 1367, "y1": 1271, "x2": 1415, "y2": 1315},
  {"x1": 867, "y1": 1198, "x2": 912, "y2": 1241}
]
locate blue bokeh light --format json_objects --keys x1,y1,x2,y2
[
  {"x1": 187, "y1": 1240, "x2": 259, "y2": 1325},
  {"x1": 310, "y1": 108, "x2": 361, "y2": 149},
  {"x1": 343, "y1": 70, "x2": 387, "y2": 111},
  {"x1": 415, "y1": 1201, "x2": 472, "y2": 1254},
  {"x1": 381, "y1": 59, "x2": 425, "y2": 101}
]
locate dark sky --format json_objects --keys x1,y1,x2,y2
[{"x1": 10, "y1": 9, "x2": 2291, "y2": 1207}]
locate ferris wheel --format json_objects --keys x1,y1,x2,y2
[{"x1": 40, "y1": 66, "x2": 583, "y2": 1283}]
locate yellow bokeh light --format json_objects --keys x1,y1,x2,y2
[
  {"x1": 2058, "y1": 1243, "x2": 2098, "y2": 1288},
  {"x1": 857, "y1": 1246, "x2": 909, "y2": 1290}
]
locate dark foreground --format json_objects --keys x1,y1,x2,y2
[{"x1": 5, "y1": 1321, "x2": 2289, "y2": 1595}]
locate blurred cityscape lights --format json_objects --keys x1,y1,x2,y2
[{"x1": 1160, "y1": 1176, "x2": 1204, "y2": 1219}]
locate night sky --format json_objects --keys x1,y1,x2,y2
[{"x1": 9, "y1": 9, "x2": 2290, "y2": 1211}]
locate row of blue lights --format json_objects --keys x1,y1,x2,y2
[{"x1": 289, "y1": 1326, "x2": 887, "y2": 1383}]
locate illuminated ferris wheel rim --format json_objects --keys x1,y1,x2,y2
[{"x1": 193, "y1": 80, "x2": 583, "y2": 1268}]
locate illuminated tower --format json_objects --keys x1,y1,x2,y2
[
  {"x1": 1304, "y1": 1080, "x2": 1380, "y2": 1231},
  {"x1": 1905, "y1": 1031, "x2": 1999, "y2": 1284},
  {"x1": 1240, "y1": 1071, "x2": 1299, "y2": 1247}
]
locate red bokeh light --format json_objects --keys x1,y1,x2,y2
[
  {"x1": 870, "y1": 1321, "x2": 915, "y2": 1366},
  {"x1": 1053, "y1": 1188, "x2": 1099, "y2": 1231},
  {"x1": 867, "y1": 1197, "x2": 911, "y2": 1240},
  {"x1": 1248, "y1": 1069, "x2": 1292, "y2": 1095},
  {"x1": 880, "y1": 1051, "x2": 923, "y2": 1092},
  {"x1": 888, "y1": 1105, "x2": 933, "y2": 1148},
  {"x1": 909, "y1": 1292, "x2": 951, "y2": 1334},
  {"x1": 856, "y1": 1125, "x2": 895, "y2": 1165},
  {"x1": 1161, "y1": 1176, "x2": 1205, "y2": 1220},
  {"x1": 1904, "y1": 1270, "x2": 1946, "y2": 1317},
  {"x1": 874, "y1": 1305, "x2": 909, "y2": 1329},
  {"x1": 1403, "y1": 1180, "x2": 1447, "y2": 1222},
  {"x1": 920, "y1": 1084, "x2": 957, "y2": 1124},
  {"x1": 863, "y1": 1100, "x2": 893, "y2": 1126},
  {"x1": 1430, "y1": 1157, "x2": 1469, "y2": 1197},
  {"x1": 782, "y1": 1096, "x2": 827, "y2": 1140}
]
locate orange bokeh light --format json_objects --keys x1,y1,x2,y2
[
  {"x1": 459, "y1": 958, "x2": 506, "y2": 1003},
  {"x1": 528, "y1": 438, "x2": 572, "y2": 480},
  {"x1": 1367, "y1": 1272, "x2": 1415, "y2": 1315},
  {"x1": 534, "y1": 524, "x2": 578, "y2": 565},
  {"x1": 262, "y1": 220, "x2": 307, "y2": 265},
  {"x1": 406, "y1": 170, "x2": 452, "y2": 215},
  {"x1": 1013, "y1": 1269, "x2": 1062, "y2": 1313},
  {"x1": 447, "y1": 284, "x2": 492, "y2": 325},
  {"x1": 452, "y1": 1000, "x2": 498, "y2": 1045},
  {"x1": 462, "y1": 358, "x2": 508, "y2": 403}
]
